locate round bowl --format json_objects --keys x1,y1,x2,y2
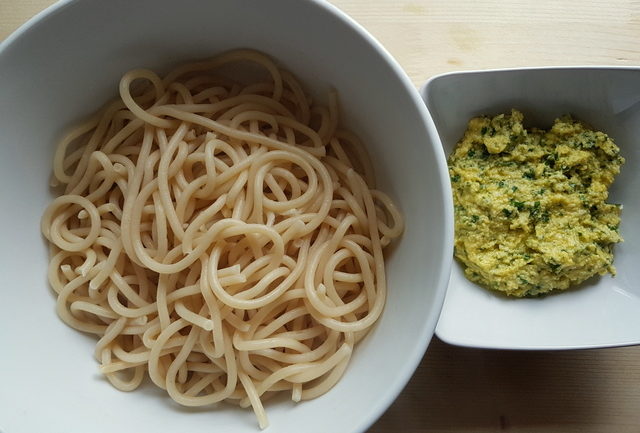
[{"x1": 0, "y1": 1, "x2": 452, "y2": 432}]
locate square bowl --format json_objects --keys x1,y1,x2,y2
[{"x1": 422, "y1": 67, "x2": 640, "y2": 350}]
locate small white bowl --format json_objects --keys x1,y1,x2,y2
[
  {"x1": 422, "y1": 67, "x2": 640, "y2": 350},
  {"x1": 0, "y1": 1, "x2": 451, "y2": 432}
]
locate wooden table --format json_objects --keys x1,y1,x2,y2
[{"x1": 2, "y1": 1, "x2": 640, "y2": 432}]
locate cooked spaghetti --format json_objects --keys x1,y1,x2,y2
[{"x1": 41, "y1": 49, "x2": 403, "y2": 429}]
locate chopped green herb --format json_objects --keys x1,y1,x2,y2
[
  {"x1": 510, "y1": 199, "x2": 525, "y2": 211},
  {"x1": 523, "y1": 169, "x2": 535, "y2": 179},
  {"x1": 540, "y1": 211, "x2": 550, "y2": 223},
  {"x1": 544, "y1": 152, "x2": 558, "y2": 168},
  {"x1": 529, "y1": 201, "x2": 541, "y2": 219},
  {"x1": 450, "y1": 174, "x2": 460, "y2": 183}
]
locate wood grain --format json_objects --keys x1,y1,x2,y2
[
  {"x1": 371, "y1": 338, "x2": 640, "y2": 432},
  {"x1": 331, "y1": 0, "x2": 640, "y2": 86},
  {"x1": 2, "y1": 1, "x2": 640, "y2": 432}
]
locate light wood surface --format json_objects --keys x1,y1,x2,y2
[{"x1": 2, "y1": 1, "x2": 640, "y2": 432}]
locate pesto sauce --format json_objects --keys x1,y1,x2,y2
[{"x1": 448, "y1": 109, "x2": 624, "y2": 297}]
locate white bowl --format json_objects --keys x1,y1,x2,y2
[
  {"x1": 0, "y1": 1, "x2": 452, "y2": 432},
  {"x1": 422, "y1": 67, "x2": 640, "y2": 350}
]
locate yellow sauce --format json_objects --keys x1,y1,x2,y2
[{"x1": 449, "y1": 110, "x2": 624, "y2": 297}]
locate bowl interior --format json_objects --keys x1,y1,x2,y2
[
  {"x1": 423, "y1": 67, "x2": 640, "y2": 349},
  {"x1": 0, "y1": 0, "x2": 451, "y2": 432}
]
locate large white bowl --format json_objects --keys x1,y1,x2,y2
[
  {"x1": 0, "y1": 1, "x2": 452, "y2": 432},
  {"x1": 422, "y1": 67, "x2": 640, "y2": 350}
]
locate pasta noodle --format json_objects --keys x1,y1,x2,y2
[{"x1": 41, "y1": 49, "x2": 403, "y2": 429}]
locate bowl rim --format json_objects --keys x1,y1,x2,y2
[
  {"x1": 0, "y1": 0, "x2": 453, "y2": 431},
  {"x1": 420, "y1": 64, "x2": 640, "y2": 95}
]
